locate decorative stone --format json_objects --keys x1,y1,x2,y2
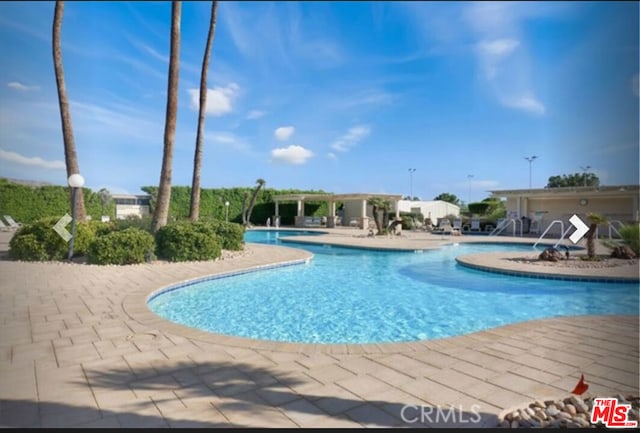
[
  {"x1": 569, "y1": 395, "x2": 590, "y2": 414},
  {"x1": 611, "y1": 245, "x2": 636, "y2": 259},
  {"x1": 564, "y1": 403, "x2": 577, "y2": 416},
  {"x1": 535, "y1": 409, "x2": 548, "y2": 420},
  {"x1": 556, "y1": 411, "x2": 572, "y2": 420},
  {"x1": 545, "y1": 405, "x2": 559, "y2": 417},
  {"x1": 525, "y1": 407, "x2": 536, "y2": 418},
  {"x1": 556, "y1": 400, "x2": 565, "y2": 410},
  {"x1": 510, "y1": 420, "x2": 519, "y2": 428},
  {"x1": 499, "y1": 420, "x2": 510, "y2": 428}
]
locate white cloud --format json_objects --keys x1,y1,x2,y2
[
  {"x1": 0, "y1": 148, "x2": 65, "y2": 170},
  {"x1": 632, "y1": 74, "x2": 639, "y2": 97},
  {"x1": 188, "y1": 83, "x2": 240, "y2": 116},
  {"x1": 7, "y1": 81, "x2": 38, "y2": 91},
  {"x1": 274, "y1": 126, "x2": 295, "y2": 141},
  {"x1": 270, "y1": 145, "x2": 313, "y2": 165},
  {"x1": 502, "y1": 95, "x2": 546, "y2": 116},
  {"x1": 246, "y1": 109, "x2": 266, "y2": 119},
  {"x1": 327, "y1": 152, "x2": 337, "y2": 160},
  {"x1": 477, "y1": 38, "x2": 519, "y2": 56},
  {"x1": 205, "y1": 131, "x2": 249, "y2": 152},
  {"x1": 330, "y1": 125, "x2": 370, "y2": 152}
]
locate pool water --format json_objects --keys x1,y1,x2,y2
[{"x1": 147, "y1": 230, "x2": 639, "y2": 344}]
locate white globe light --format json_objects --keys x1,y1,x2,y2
[
  {"x1": 68, "y1": 173, "x2": 85, "y2": 188},
  {"x1": 225, "y1": 201, "x2": 230, "y2": 206}
]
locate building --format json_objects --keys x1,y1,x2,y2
[
  {"x1": 489, "y1": 185, "x2": 639, "y2": 235},
  {"x1": 111, "y1": 194, "x2": 151, "y2": 220},
  {"x1": 395, "y1": 200, "x2": 460, "y2": 224}
]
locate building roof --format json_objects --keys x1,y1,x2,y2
[
  {"x1": 490, "y1": 185, "x2": 639, "y2": 198},
  {"x1": 273, "y1": 193, "x2": 403, "y2": 202}
]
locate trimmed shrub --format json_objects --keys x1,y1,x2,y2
[
  {"x1": 9, "y1": 216, "x2": 96, "y2": 261},
  {"x1": 156, "y1": 222, "x2": 222, "y2": 262},
  {"x1": 114, "y1": 215, "x2": 153, "y2": 233},
  {"x1": 468, "y1": 202, "x2": 490, "y2": 215},
  {"x1": 619, "y1": 224, "x2": 639, "y2": 255},
  {"x1": 206, "y1": 220, "x2": 245, "y2": 251},
  {"x1": 88, "y1": 228, "x2": 155, "y2": 265}
]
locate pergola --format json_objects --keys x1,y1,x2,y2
[{"x1": 273, "y1": 193, "x2": 403, "y2": 229}]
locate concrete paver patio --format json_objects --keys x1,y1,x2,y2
[{"x1": 0, "y1": 229, "x2": 638, "y2": 427}]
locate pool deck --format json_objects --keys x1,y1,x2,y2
[{"x1": 1, "y1": 228, "x2": 638, "y2": 427}]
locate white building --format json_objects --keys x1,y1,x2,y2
[
  {"x1": 395, "y1": 200, "x2": 460, "y2": 224},
  {"x1": 112, "y1": 194, "x2": 151, "y2": 220}
]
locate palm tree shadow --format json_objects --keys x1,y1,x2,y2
[{"x1": 71, "y1": 360, "x2": 500, "y2": 428}]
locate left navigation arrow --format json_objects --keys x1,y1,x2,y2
[{"x1": 53, "y1": 213, "x2": 73, "y2": 242}]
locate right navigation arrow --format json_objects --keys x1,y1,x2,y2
[{"x1": 569, "y1": 214, "x2": 589, "y2": 244}]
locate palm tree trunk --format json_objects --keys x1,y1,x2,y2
[
  {"x1": 586, "y1": 224, "x2": 597, "y2": 258},
  {"x1": 189, "y1": 0, "x2": 218, "y2": 222},
  {"x1": 152, "y1": 0, "x2": 181, "y2": 233},
  {"x1": 245, "y1": 179, "x2": 265, "y2": 226},
  {"x1": 53, "y1": 0, "x2": 86, "y2": 222}
]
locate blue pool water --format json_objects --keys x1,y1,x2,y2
[{"x1": 148, "y1": 230, "x2": 639, "y2": 344}]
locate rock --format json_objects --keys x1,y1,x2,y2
[
  {"x1": 525, "y1": 407, "x2": 536, "y2": 418},
  {"x1": 510, "y1": 420, "x2": 519, "y2": 428},
  {"x1": 535, "y1": 409, "x2": 548, "y2": 420},
  {"x1": 564, "y1": 403, "x2": 577, "y2": 416},
  {"x1": 569, "y1": 395, "x2": 589, "y2": 414},
  {"x1": 499, "y1": 419, "x2": 510, "y2": 428},
  {"x1": 557, "y1": 411, "x2": 572, "y2": 420},
  {"x1": 556, "y1": 400, "x2": 565, "y2": 410},
  {"x1": 611, "y1": 245, "x2": 636, "y2": 259},
  {"x1": 545, "y1": 405, "x2": 560, "y2": 417},
  {"x1": 574, "y1": 417, "x2": 590, "y2": 428},
  {"x1": 539, "y1": 247, "x2": 565, "y2": 261},
  {"x1": 519, "y1": 408, "x2": 531, "y2": 421}
]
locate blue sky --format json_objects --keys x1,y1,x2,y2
[{"x1": 0, "y1": 1, "x2": 638, "y2": 203}]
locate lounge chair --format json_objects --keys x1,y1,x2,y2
[
  {"x1": 452, "y1": 219, "x2": 462, "y2": 235},
  {"x1": 432, "y1": 218, "x2": 452, "y2": 234},
  {"x1": 470, "y1": 218, "x2": 481, "y2": 232},
  {"x1": 0, "y1": 219, "x2": 14, "y2": 231},
  {"x1": 3, "y1": 215, "x2": 21, "y2": 229}
]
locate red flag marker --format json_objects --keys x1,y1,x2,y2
[{"x1": 571, "y1": 374, "x2": 589, "y2": 395}]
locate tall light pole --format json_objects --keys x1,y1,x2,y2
[
  {"x1": 580, "y1": 165, "x2": 591, "y2": 187},
  {"x1": 467, "y1": 174, "x2": 474, "y2": 206},
  {"x1": 224, "y1": 201, "x2": 230, "y2": 222},
  {"x1": 524, "y1": 156, "x2": 538, "y2": 189},
  {"x1": 408, "y1": 168, "x2": 416, "y2": 200},
  {"x1": 67, "y1": 173, "x2": 85, "y2": 260}
]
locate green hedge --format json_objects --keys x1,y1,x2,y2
[
  {"x1": 88, "y1": 228, "x2": 155, "y2": 265},
  {"x1": 204, "y1": 220, "x2": 245, "y2": 251},
  {"x1": 155, "y1": 221, "x2": 222, "y2": 262},
  {"x1": 0, "y1": 178, "x2": 115, "y2": 223},
  {"x1": 8, "y1": 216, "x2": 96, "y2": 261}
]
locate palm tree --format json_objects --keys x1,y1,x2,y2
[
  {"x1": 244, "y1": 178, "x2": 265, "y2": 227},
  {"x1": 53, "y1": 0, "x2": 86, "y2": 221},
  {"x1": 189, "y1": 0, "x2": 218, "y2": 221},
  {"x1": 585, "y1": 213, "x2": 607, "y2": 259},
  {"x1": 367, "y1": 196, "x2": 390, "y2": 235},
  {"x1": 152, "y1": 0, "x2": 181, "y2": 233}
]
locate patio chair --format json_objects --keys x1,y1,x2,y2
[
  {"x1": 452, "y1": 219, "x2": 462, "y2": 235},
  {"x1": 3, "y1": 215, "x2": 21, "y2": 229},
  {"x1": 470, "y1": 218, "x2": 481, "y2": 232},
  {"x1": 0, "y1": 219, "x2": 14, "y2": 231},
  {"x1": 432, "y1": 218, "x2": 452, "y2": 234}
]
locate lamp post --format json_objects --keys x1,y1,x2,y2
[
  {"x1": 408, "y1": 168, "x2": 416, "y2": 200},
  {"x1": 580, "y1": 165, "x2": 591, "y2": 187},
  {"x1": 67, "y1": 173, "x2": 85, "y2": 260},
  {"x1": 224, "y1": 201, "x2": 230, "y2": 222},
  {"x1": 467, "y1": 174, "x2": 474, "y2": 207},
  {"x1": 524, "y1": 156, "x2": 538, "y2": 189}
]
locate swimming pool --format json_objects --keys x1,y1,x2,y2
[{"x1": 147, "y1": 230, "x2": 639, "y2": 344}]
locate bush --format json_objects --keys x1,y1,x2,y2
[
  {"x1": 114, "y1": 215, "x2": 153, "y2": 233},
  {"x1": 468, "y1": 202, "x2": 490, "y2": 215},
  {"x1": 619, "y1": 224, "x2": 639, "y2": 255},
  {"x1": 88, "y1": 228, "x2": 156, "y2": 265},
  {"x1": 155, "y1": 221, "x2": 222, "y2": 262},
  {"x1": 9, "y1": 216, "x2": 96, "y2": 261},
  {"x1": 399, "y1": 212, "x2": 424, "y2": 230},
  {"x1": 206, "y1": 220, "x2": 245, "y2": 250}
]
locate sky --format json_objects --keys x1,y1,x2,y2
[{"x1": 0, "y1": 1, "x2": 638, "y2": 203}]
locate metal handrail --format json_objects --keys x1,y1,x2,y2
[
  {"x1": 489, "y1": 218, "x2": 523, "y2": 237},
  {"x1": 608, "y1": 220, "x2": 624, "y2": 239},
  {"x1": 533, "y1": 219, "x2": 565, "y2": 249}
]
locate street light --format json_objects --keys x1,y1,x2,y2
[
  {"x1": 224, "y1": 201, "x2": 230, "y2": 222},
  {"x1": 408, "y1": 168, "x2": 416, "y2": 200},
  {"x1": 580, "y1": 165, "x2": 591, "y2": 187},
  {"x1": 67, "y1": 173, "x2": 85, "y2": 260},
  {"x1": 467, "y1": 174, "x2": 474, "y2": 206},
  {"x1": 524, "y1": 156, "x2": 538, "y2": 189}
]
